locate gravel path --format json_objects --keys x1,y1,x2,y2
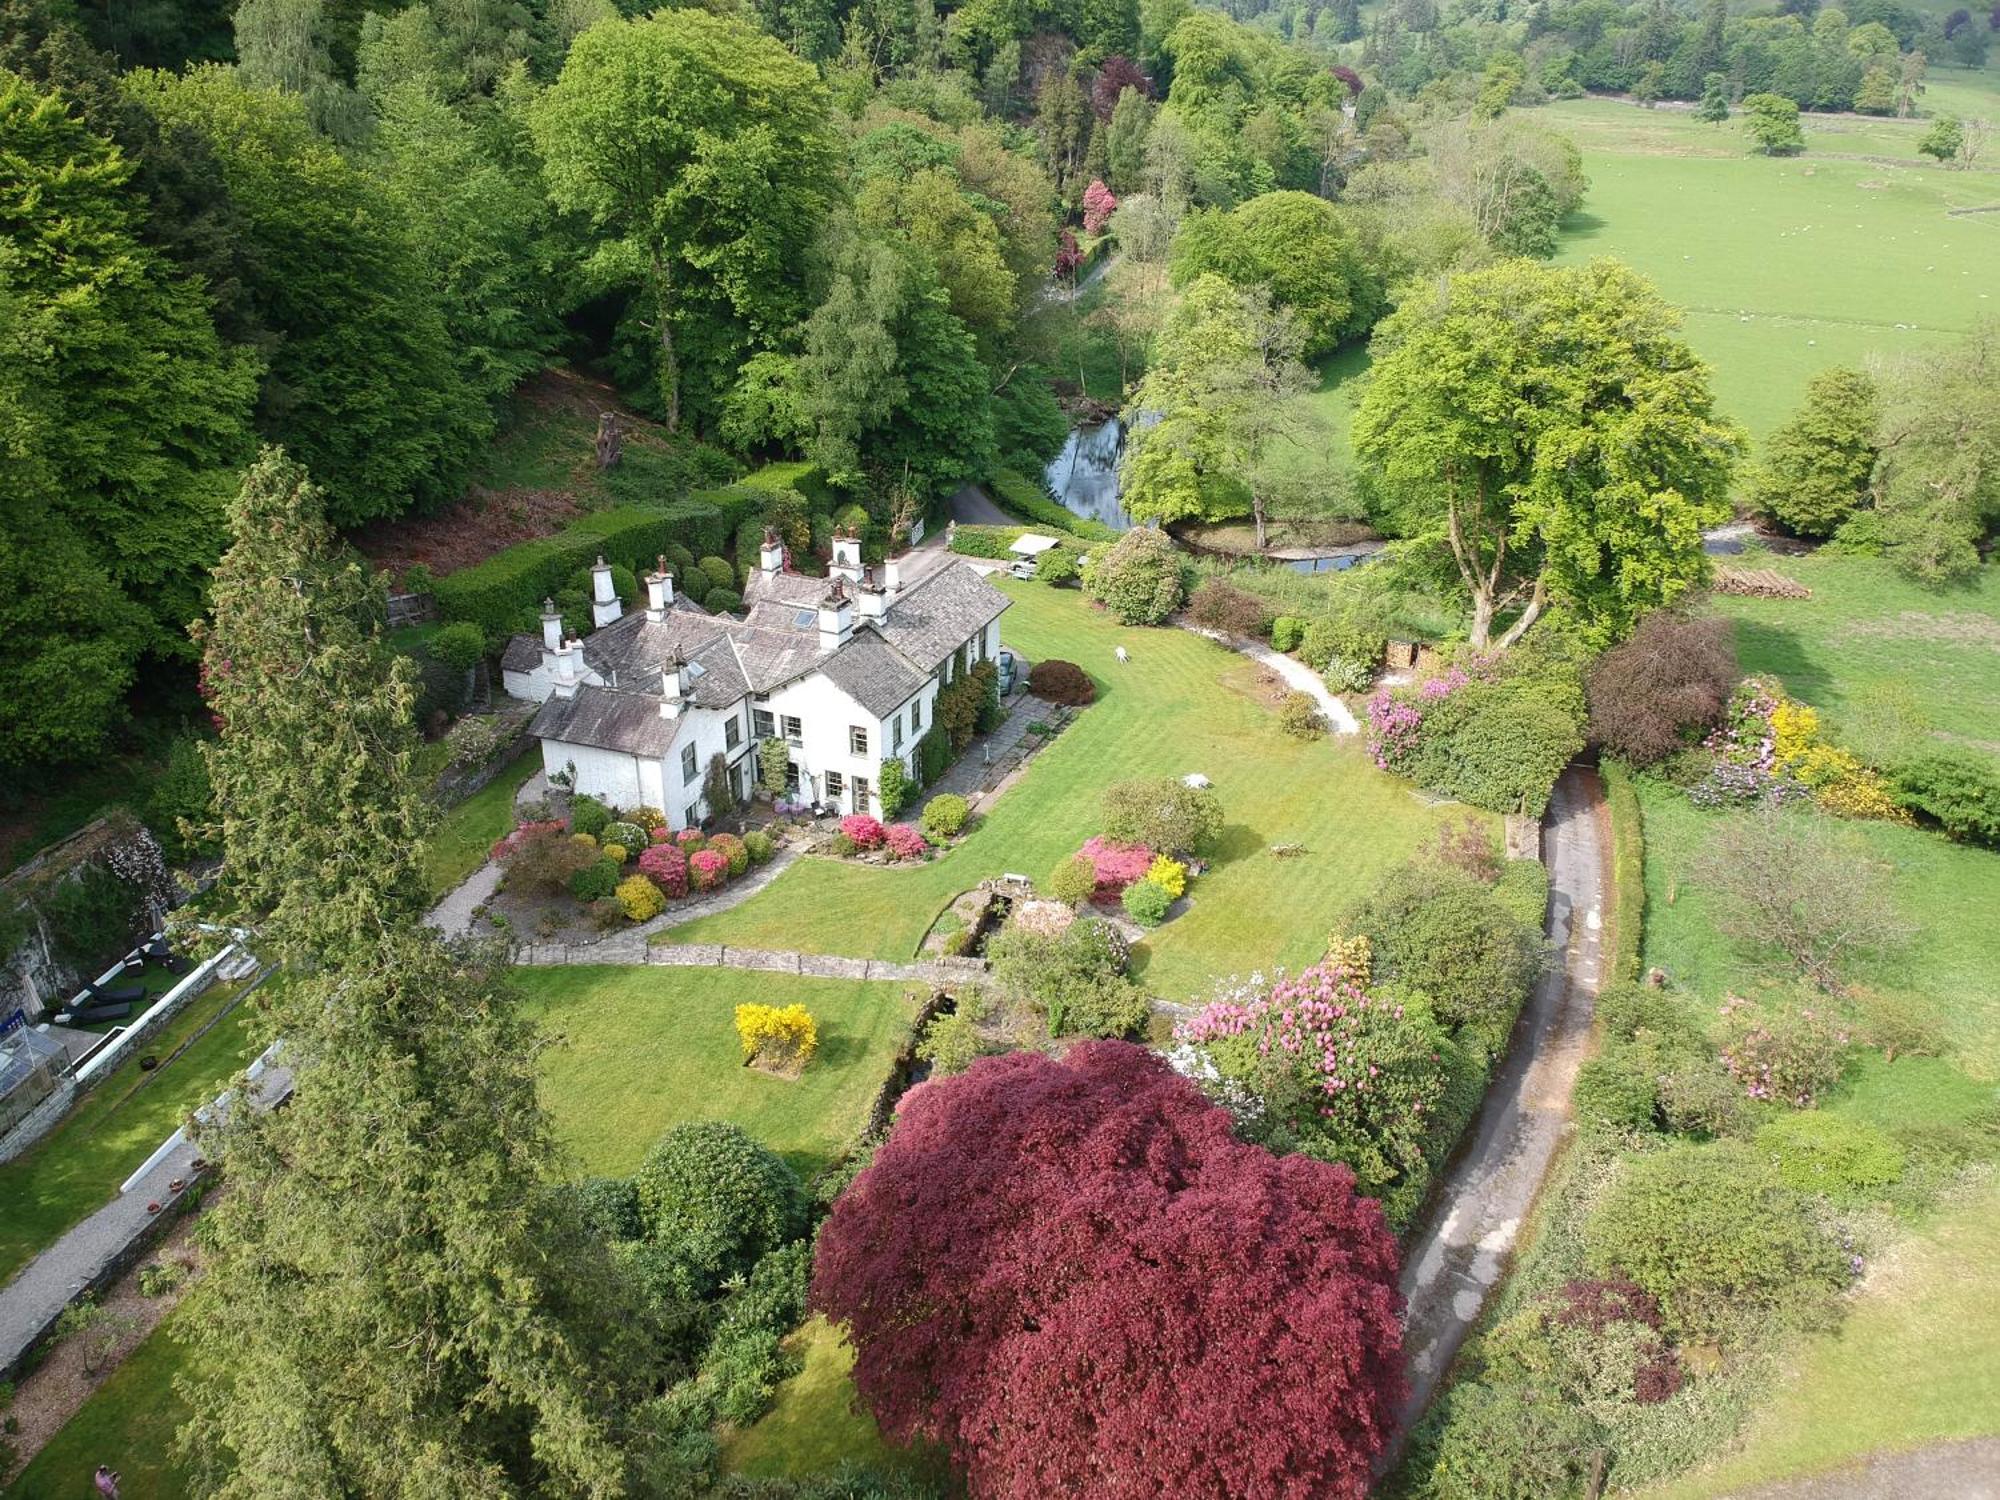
[
  {"x1": 1178, "y1": 623, "x2": 1362, "y2": 735},
  {"x1": 1719, "y1": 1438, "x2": 2000, "y2": 1499},
  {"x1": 1383, "y1": 765, "x2": 1610, "y2": 1460}
]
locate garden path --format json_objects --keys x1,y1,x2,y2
[
  {"x1": 1384, "y1": 764, "x2": 1610, "y2": 1461},
  {"x1": 1177, "y1": 623, "x2": 1362, "y2": 735}
]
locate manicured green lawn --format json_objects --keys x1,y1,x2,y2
[
  {"x1": 0, "y1": 981, "x2": 259, "y2": 1288},
  {"x1": 721, "y1": 1316, "x2": 948, "y2": 1484},
  {"x1": 663, "y1": 580, "x2": 1476, "y2": 1002},
  {"x1": 5, "y1": 1306, "x2": 199, "y2": 1500},
  {"x1": 1545, "y1": 97, "x2": 1996, "y2": 440},
  {"x1": 1635, "y1": 1174, "x2": 2000, "y2": 1500},
  {"x1": 421, "y1": 750, "x2": 540, "y2": 902},
  {"x1": 1698, "y1": 551, "x2": 2000, "y2": 769},
  {"x1": 516, "y1": 967, "x2": 918, "y2": 1180}
]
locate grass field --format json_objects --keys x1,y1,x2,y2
[
  {"x1": 0, "y1": 980, "x2": 258, "y2": 1288},
  {"x1": 660, "y1": 579, "x2": 1474, "y2": 1001},
  {"x1": 1546, "y1": 97, "x2": 1999, "y2": 439},
  {"x1": 516, "y1": 966, "x2": 917, "y2": 1180},
  {"x1": 1700, "y1": 550, "x2": 2000, "y2": 769},
  {"x1": 420, "y1": 750, "x2": 541, "y2": 902}
]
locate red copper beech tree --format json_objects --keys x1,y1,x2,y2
[{"x1": 811, "y1": 1041, "x2": 1406, "y2": 1499}]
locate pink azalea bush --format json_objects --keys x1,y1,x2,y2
[
  {"x1": 840, "y1": 814, "x2": 886, "y2": 850},
  {"x1": 689, "y1": 848, "x2": 729, "y2": 892},
  {"x1": 1078, "y1": 837, "x2": 1154, "y2": 894},
  {"x1": 1365, "y1": 667, "x2": 1469, "y2": 772},
  {"x1": 490, "y1": 820, "x2": 565, "y2": 861},
  {"x1": 1174, "y1": 956, "x2": 1450, "y2": 1227},
  {"x1": 883, "y1": 823, "x2": 930, "y2": 861},
  {"x1": 1081, "y1": 179, "x2": 1119, "y2": 236},
  {"x1": 638, "y1": 842, "x2": 689, "y2": 899}
]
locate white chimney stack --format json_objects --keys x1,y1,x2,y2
[
  {"x1": 590, "y1": 555, "x2": 622, "y2": 628},
  {"x1": 818, "y1": 580, "x2": 854, "y2": 653},
  {"x1": 759, "y1": 526, "x2": 785, "y2": 577},
  {"x1": 645, "y1": 555, "x2": 674, "y2": 622},
  {"x1": 830, "y1": 530, "x2": 863, "y2": 584},
  {"x1": 553, "y1": 638, "x2": 581, "y2": 698},
  {"x1": 540, "y1": 597, "x2": 562, "y2": 654},
  {"x1": 659, "y1": 654, "x2": 685, "y2": 718},
  {"x1": 856, "y1": 566, "x2": 887, "y2": 623}
]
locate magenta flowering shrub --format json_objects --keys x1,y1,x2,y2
[
  {"x1": 638, "y1": 842, "x2": 689, "y2": 899},
  {"x1": 1364, "y1": 667, "x2": 1470, "y2": 772},
  {"x1": 883, "y1": 823, "x2": 929, "y2": 861},
  {"x1": 1078, "y1": 837, "x2": 1154, "y2": 894},
  {"x1": 689, "y1": 848, "x2": 729, "y2": 891},
  {"x1": 840, "y1": 814, "x2": 886, "y2": 850},
  {"x1": 1717, "y1": 995, "x2": 1850, "y2": 1106},
  {"x1": 490, "y1": 820, "x2": 565, "y2": 861},
  {"x1": 1175, "y1": 959, "x2": 1450, "y2": 1224}
]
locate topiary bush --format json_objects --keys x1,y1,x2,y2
[
  {"x1": 1081, "y1": 527, "x2": 1188, "y2": 625},
  {"x1": 569, "y1": 856, "x2": 621, "y2": 903},
  {"x1": 569, "y1": 795, "x2": 611, "y2": 839},
  {"x1": 1121, "y1": 876, "x2": 1174, "y2": 926},
  {"x1": 634, "y1": 1122, "x2": 806, "y2": 1293},
  {"x1": 920, "y1": 793, "x2": 970, "y2": 842},
  {"x1": 1027, "y1": 658, "x2": 1095, "y2": 706},
  {"x1": 617, "y1": 874, "x2": 665, "y2": 921}
]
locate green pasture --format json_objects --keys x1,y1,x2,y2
[
  {"x1": 1545, "y1": 97, "x2": 1998, "y2": 439},
  {"x1": 659, "y1": 579, "x2": 1474, "y2": 1002}
]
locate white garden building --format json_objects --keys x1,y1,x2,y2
[{"x1": 501, "y1": 530, "x2": 1009, "y2": 830}]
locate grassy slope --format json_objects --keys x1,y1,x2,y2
[
  {"x1": 421, "y1": 750, "x2": 542, "y2": 903},
  {"x1": 661, "y1": 579, "x2": 1474, "y2": 1002},
  {"x1": 516, "y1": 967, "x2": 917, "y2": 1180},
  {"x1": 5, "y1": 1308, "x2": 199, "y2": 1500},
  {"x1": 1546, "y1": 97, "x2": 1998, "y2": 439},
  {"x1": 1615, "y1": 549, "x2": 2000, "y2": 1491},
  {"x1": 0, "y1": 981, "x2": 258, "y2": 1287}
]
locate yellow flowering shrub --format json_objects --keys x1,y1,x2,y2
[
  {"x1": 1146, "y1": 855, "x2": 1188, "y2": 900},
  {"x1": 616, "y1": 874, "x2": 664, "y2": 921},
  {"x1": 736, "y1": 1003, "x2": 819, "y2": 1070}
]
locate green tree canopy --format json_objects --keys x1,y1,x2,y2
[
  {"x1": 1167, "y1": 189, "x2": 1380, "y2": 355},
  {"x1": 533, "y1": 9, "x2": 838, "y2": 432},
  {"x1": 1750, "y1": 366, "x2": 1878, "y2": 537},
  {"x1": 1354, "y1": 259, "x2": 1740, "y2": 648}
]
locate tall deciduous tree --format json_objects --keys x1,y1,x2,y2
[
  {"x1": 0, "y1": 70, "x2": 258, "y2": 766},
  {"x1": 130, "y1": 67, "x2": 488, "y2": 526},
  {"x1": 532, "y1": 10, "x2": 837, "y2": 432},
  {"x1": 180, "y1": 449, "x2": 665, "y2": 1496},
  {"x1": 1355, "y1": 259, "x2": 1740, "y2": 648},
  {"x1": 1121, "y1": 272, "x2": 1312, "y2": 544},
  {"x1": 1749, "y1": 366, "x2": 1878, "y2": 537},
  {"x1": 813, "y1": 1041, "x2": 1406, "y2": 1499}
]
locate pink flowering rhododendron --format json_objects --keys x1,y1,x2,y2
[
  {"x1": 1081, "y1": 179, "x2": 1119, "y2": 236},
  {"x1": 688, "y1": 848, "x2": 729, "y2": 891},
  {"x1": 883, "y1": 823, "x2": 929, "y2": 860},
  {"x1": 1078, "y1": 836, "x2": 1154, "y2": 893},
  {"x1": 840, "y1": 814, "x2": 886, "y2": 849},
  {"x1": 638, "y1": 842, "x2": 689, "y2": 898},
  {"x1": 1175, "y1": 957, "x2": 1449, "y2": 1225},
  {"x1": 812, "y1": 1041, "x2": 1405, "y2": 1500}
]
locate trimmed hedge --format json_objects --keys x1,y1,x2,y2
[
  {"x1": 1601, "y1": 758, "x2": 1646, "y2": 986},
  {"x1": 986, "y1": 466, "x2": 1118, "y2": 542}
]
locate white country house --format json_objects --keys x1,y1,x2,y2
[{"x1": 501, "y1": 530, "x2": 1009, "y2": 831}]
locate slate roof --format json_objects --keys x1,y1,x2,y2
[
  {"x1": 529, "y1": 685, "x2": 680, "y2": 758},
  {"x1": 527, "y1": 558, "x2": 1007, "y2": 751},
  {"x1": 818, "y1": 634, "x2": 927, "y2": 718},
  {"x1": 874, "y1": 563, "x2": 1009, "y2": 672}
]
